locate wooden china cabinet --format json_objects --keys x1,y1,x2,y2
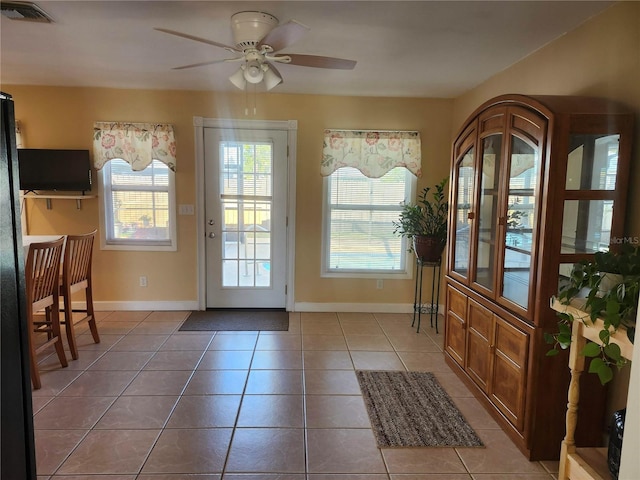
[{"x1": 443, "y1": 94, "x2": 634, "y2": 460}]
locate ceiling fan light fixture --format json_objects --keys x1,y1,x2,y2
[
  {"x1": 229, "y1": 67, "x2": 247, "y2": 90},
  {"x1": 243, "y1": 60, "x2": 264, "y2": 84},
  {"x1": 263, "y1": 65, "x2": 282, "y2": 91}
]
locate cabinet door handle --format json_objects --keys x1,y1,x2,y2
[{"x1": 468, "y1": 212, "x2": 475, "y2": 220}]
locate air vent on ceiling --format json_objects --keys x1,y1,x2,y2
[{"x1": 1, "y1": 1, "x2": 52, "y2": 22}]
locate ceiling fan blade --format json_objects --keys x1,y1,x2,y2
[
  {"x1": 171, "y1": 58, "x2": 242, "y2": 70},
  {"x1": 258, "y1": 20, "x2": 310, "y2": 52},
  {"x1": 155, "y1": 28, "x2": 239, "y2": 52},
  {"x1": 283, "y1": 54, "x2": 356, "y2": 70}
]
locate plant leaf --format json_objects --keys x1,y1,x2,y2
[{"x1": 582, "y1": 342, "x2": 601, "y2": 357}]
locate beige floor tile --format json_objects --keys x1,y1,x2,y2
[
  {"x1": 452, "y1": 397, "x2": 501, "y2": 430},
  {"x1": 255, "y1": 333, "x2": 302, "y2": 350},
  {"x1": 304, "y1": 369, "x2": 361, "y2": 395},
  {"x1": 224, "y1": 475, "x2": 303, "y2": 480},
  {"x1": 76, "y1": 333, "x2": 124, "y2": 351},
  {"x1": 58, "y1": 429, "x2": 160, "y2": 474},
  {"x1": 398, "y1": 351, "x2": 450, "y2": 371},
  {"x1": 340, "y1": 320, "x2": 384, "y2": 335},
  {"x1": 302, "y1": 334, "x2": 348, "y2": 351},
  {"x1": 100, "y1": 311, "x2": 152, "y2": 322},
  {"x1": 95, "y1": 321, "x2": 141, "y2": 335},
  {"x1": 306, "y1": 428, "x2": 386, "y2": 473},
  {"x1": 121, "y1": 370, "x2": 192, "y2": 396},
  {"x1": 305, "y1": 395, "x2": 370, "y2": 428},
  {"x1": 382, "y1": 447, "x2": 469, "y2": 474},
  {"x1": 301, "y1": 312, "x2": 339, "y2": 322},
  {"x1": 540, "y1": 460, "x2": 559, "y2": 474},
  {"x1": 166, "y1": 395, "x2": 241, "y2": 428},
  {"x1": 142, "y1": 428, "x2": 232, "y2": 473},
  {"x1": 337, "y1": 312, "x2": 376, "y2": 322},
  {"x1": 388, "y1": 475, "x2": 472, "y2": 480},
  {"x1": 374, "y1": 312, "x2": 413, "y2": 323},
  {"x1": 88, "y1": 351, "x2": 154, "y2": 370},
  {"x1": 95, "y1": 396, "x2": 179, "y2": 429},
  {"x1": 197, "y1": 350, "x2": 254, "y2": 370},
  {"x1": 208, "y1": 333, "x2": 258, "y2": 350},
  {"x1": 144, "y1": 350, "x2": 203, "y2": 370},
  {"x1": 130, "y1": 321, "x2": 182, "y2": 334},
  {"x1": 35, "y1": 429, "x2": 88, "y2": 475},
  {"x1": 250, "y1": 350, "x2": 303, "y2": 369},
  {"x1": 110, "y1": 334, "x2": 169, "y2": 352},
  {"x1": 184, "y1": 370, "x2": 248, "y2": 395},
  {"x1": 225, "y1": 428, "x2": 306, "y2": 473},
  {"x1": 50, "y1": 475, "x2": 137, "y2": 479},
  {"x1": 31, "y1": 395, "x2": 54, "y2": 414},
  {"x1": 301, "y1": 318, "x2": 343, "y2": 335},
  {"x1": 309, "y1": 475, "x2": 390, "y2": 480},
  {"x1": 387, "y1": 333, "x2": 442, "y2": 352},
  {"x1": 60, "y1": 370, "x2": 138, "y2": 397},
  {"x1": 433, "y1": 371, "x2": 475, "y2": 397},
  {"x1": 345, "y1": 334, "x2": 394, "y2": 351},
  {"x1": 350, "y1": 351, "x2": 405, "y2": 370},
  {"x1": 245, "y1": 369, "x2": 303, "y2": 394},
  {"x1": 31, "y1": 369, "x2": 84, "y2": 397},
  {"x1": 159, "y1": 333, "x2": 214, "y2": 351},
  {"x1": 471, "y1": 474, "x2": 555, "y2": 479},
  {"x1": 39, "y1": 350, "x2": 105, "y2": 372},
  {"x1": 137, "y1": 475, "x2": 220, "y2": 480},
  {"x1": 237, "y1": 394, "x2": 304, "y2": 427},
  {"x1": 303, "y1": 350, "x2": 354, "y2": 370},
  {"x1": 456, "y1": 429, "x2": 547, "y2": 474},
  {"x1": 34, "y1": 396, "x2": 116, "y2": 429},
  {"x1": 143, "y1": 311, "x2": 190, "y2": 322}
]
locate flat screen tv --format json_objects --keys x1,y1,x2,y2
[{"x1": 18, "y1": 149, "x2": 92, "y2": 193}]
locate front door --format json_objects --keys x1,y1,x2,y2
[{"x1": 204, "y1": 128, "x2": 288, "y2": 308}]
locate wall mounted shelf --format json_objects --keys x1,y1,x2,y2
[{"x1": 21, "y1": 192, "x2": 96, "y2": 210}]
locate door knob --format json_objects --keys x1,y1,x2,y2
[{"x1": 208, "y1": 232, "x2": 216, "y2": 238}]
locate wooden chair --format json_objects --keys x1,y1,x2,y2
[
  {"x1": 60, "y1": 230, "x2": 99, "y2": 360},
  {"x1": 25, "y1": 236, "x2": 68, "y2": 390}
]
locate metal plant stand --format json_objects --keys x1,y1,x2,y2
[{"x1": 412, "y1": 257, "x2": 442, "y2": 333}]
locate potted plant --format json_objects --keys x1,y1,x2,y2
[
  {"x1": 546, "y1": 243, "x2": 638, "y2": 384},
  {"x1": 393, "y1": 177, "x2": 449, "y2": 263}
]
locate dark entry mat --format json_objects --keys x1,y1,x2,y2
[{"x1": 179, "y1": 309, "x2": 289, "y2": 331}]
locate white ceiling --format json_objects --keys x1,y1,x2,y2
[{"x1": 0, "y1": 1, "x2": 614, "y2": 98}]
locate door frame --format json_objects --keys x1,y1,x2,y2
[{"x1": 194, "y1": 117, "x2": 297, "y2": 311}]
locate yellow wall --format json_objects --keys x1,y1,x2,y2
[{"x1": 7, "y1": 86, "x2": 452, "y2": 305}]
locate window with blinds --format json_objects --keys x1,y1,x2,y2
[
  {"x1": 322, "y1": 166, "x2": 416, "y2": 277},
  {"x1": 100, "y1": 158, "x2": 176, "y2": 250}
]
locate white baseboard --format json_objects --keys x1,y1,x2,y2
[
  {"x1": 293, "y1": 302, "x2": 443, "y2": 314},
  {"x1": 75, "y1": 300, "x2": 443, "y2": 314},
  {"x1": 91, "y1": 300, "x2": 199, "y2": 311}
]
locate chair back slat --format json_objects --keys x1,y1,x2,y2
[
  {"x1": 25, "y1": 237, "x2": 65, "y2": 305},
  {"x1": 63, "y1": 230, "x2": 96, "y2": 288}
]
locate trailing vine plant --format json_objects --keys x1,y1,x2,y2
[{"x1": 545, "y1": 244, "x2": 638, "y2": 384}]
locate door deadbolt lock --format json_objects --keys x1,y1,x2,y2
[{"x1": 208, "y1": 219, "x2": 215, "y2": 225}]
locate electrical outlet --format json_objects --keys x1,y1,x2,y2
[
  {"x1": 139, "y1": 276, "x2": 147, "y2": 287},
  {"x1": 376, "y1": 279, "x2": 383, "y2": 289}
]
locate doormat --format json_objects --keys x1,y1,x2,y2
[
  {"x1": 356, "y1": 370, "x2": 484, "y2": 448},
  {"x1": 179, "y1": 309, "x2": 289, "y2": 331}
]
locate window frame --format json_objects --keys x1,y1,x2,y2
[
  {"x1": 98, "y1": 158, "x2": 177, "y2": 251},
  {"x1": 321, "y1": 167, "x2": 417, "y2": 279}
]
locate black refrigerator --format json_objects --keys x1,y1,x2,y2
[{"x1": 1, "y1": 91, "x2": 37, "y2": 479}]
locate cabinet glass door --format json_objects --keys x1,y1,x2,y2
[
  {"x1": 500, "y1": 136, "x2": 539, "y2": 309},
  {"x1": 562, "y1": 134, "x2": 620, "y2": 254},
  {"x1": 452, "y1": 148, "x2": 474, "y2": 278},
  {"x1": 474, "y1": 134, "x2": 501, "y2": 292}
]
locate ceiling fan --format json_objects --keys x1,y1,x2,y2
[{"x1": 155, "y1": 11, "x2": 357, "y2": 91}]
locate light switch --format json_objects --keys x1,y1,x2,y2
[{"x1": 178, "y1": 204, "x2": 194, "y2": 215}]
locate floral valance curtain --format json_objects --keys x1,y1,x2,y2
[
  {"x1": 321, "y1": 129, "x2": 421, "y2": 178},
  {"x1": 93, "y1": 122, "x2": 176, "y2": 172}
]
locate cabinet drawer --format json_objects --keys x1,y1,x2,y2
[{"x1": 447, "y1": 285, "x2": 467, "y2": 318}]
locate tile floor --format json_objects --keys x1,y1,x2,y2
[{"x1": 30, "y1": 310, "x2": 560, "y2": 479}]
